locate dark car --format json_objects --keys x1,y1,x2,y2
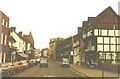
[{"x1": 39, "y1": 59, "x2": 48, "y2": 68}]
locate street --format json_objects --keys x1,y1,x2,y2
[{"x1": 11, "y1": 58, "x2": 83, "y2": 77}]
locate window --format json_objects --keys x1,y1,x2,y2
[
  {"x1": 104, "y1": 37, "x2": 109, "y2": 44},
  {"x1": 1, "y1": 33, "x2": 3, "y2": 44},
  {"x1": 118, "y1": 30, "x2": 120, "y2": 36},
  {"x1": 97, "y1": 45, "x2": 103, "y2": 51},
  {"x1": 102, "y1": 30, "x2": 107, "y2": 36},
  {"x1": 110, "y1": 38, "x2": 116, "y2": 44},
  {"x1": 0, "y1": 52, "x2": 2, "y2": 63},
  {"x1": 2, "y1": 19, "x2": 5, "y2": 25},
  {"x1": 97, "y1": 37, "x2": 103, "y2": 43},
  {"x1": 110, "y1": 45, "x2": 116, "y2": 51},
  {"x1": 4, "y1": 35, "x2": 7, "y2": 45},
  {"x1": 108, "y1": 30, "x2": 114, "y2": 36},
  {"x1": 104, "y1": 45, "x2": 109, "y2": 51},
  {"x1": 94, "y1": 29, "x2": 98, "y2": 36},
  {"x1": 106, "y1": 53, "x2": 111, "y2": 59},
  {"x1": 6, "y1": 22, "x2": 8, "y2": 27},
  {"x1": 99, "y1": 53, "x2": 105, "y2": 59},
  {"x1": 117, "y1": 45, "x2": 120, "y2": 51},
  {"x1": 3, "y1": 53, "x2": 6, "y2": 63},
  {"x1": 99, "y1": 29, "x2": 102, "y2": 36},
  {"x1": 117, "y1": 38, "x2": 120, "y2": 44}
]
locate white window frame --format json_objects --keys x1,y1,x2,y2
[
  {"x1": 1, "y1": 33, "x2": 3, "y2": 44},
  {"x1": 110, "y1": 38, "x2": 116, "y2": 44},
  {"x1": 4, "y1": 35, "x2": 7, "y2": 45},
  {"x1": 110, "y1": 45, "x2": 116, "y2": 51},
  {"x1": 2, "y1": 19, "x2": 5, "y2": 25},
  {"x1": 101, "y1": 30, "x2": 107, "y2": 36},
  {"x1": 0, "y1": 52, "x2": 2, "y2": 63},
  {"x1": 6, "y1": 22, "x2": 8, "y2": 27},
  {"x1": 97, "y1": 45, "x2": 103, "y2": 51},
  {"x1": 3, "y1": 53, "x2": 6, "y2": 63},
  {"x1": 97, "y1": 37, "x2": 103, "y2": 43},
  {"x1": 108, "y1": 30, "x2": 114, "y2": 36},
  {"x1": 117, "y1": 38, "x2": 120, "y2": 44},
  {"x1": 106, "y1": 53, "x2": 111, "y2": 59},
  {"x1": 104, "y1": 37, "x2": 109, "y2": 44},
  {"x1": 104, "y1": 45, "x2": 109, "y2": 51},
  {"x1": 117, "y1": 45, "x2": 120, "y2": 51},
  {"x1": 94, "y1": 29, "x2": 98, "y2": 36}
]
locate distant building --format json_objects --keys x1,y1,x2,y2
[
  {"x1": 0, "y1": 11, "x2": 9, "y2": 63},
  {"x1": 73, "y1": 27, "x2": 82, "y2": 65},
  {"x1": 56, "y1": 37, "x2": 73, "y2": 63},
  {"x1": 49, "y1": 37, "x2": 64, "y2": 59},
  {"x1": 41, "y1": 48, "x2": 49, "y2": 57}
]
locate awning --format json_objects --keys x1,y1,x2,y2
[{"x1": 17, "y1": 53, "x2": 28, "y2": 58}]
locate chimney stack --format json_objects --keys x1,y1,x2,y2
[
  {"x1": 10, "y1": 27, "x2": 16, "y2": 32},
  {"x1": 18, "y1": 32, "x2": 22, "y2": 37},
  {"x1": 78, "y1": 27, "x2": 82, "y2": 34}
]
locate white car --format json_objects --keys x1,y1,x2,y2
[{"x1": 61, "y1": 58, "x2": 70, "y2": 68}]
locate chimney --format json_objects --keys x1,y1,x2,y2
[
  {"x1": 78, "y1": 27, "x2": 82, "y2": 34},
  {"x1": 10, "y1": 27, "x2": 16, "y2": 32},
  {"x1": 18, "y1": 32, "x2": 22, "y2": 37}
]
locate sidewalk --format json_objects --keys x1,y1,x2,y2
[{"x1": 70, "y1": 64, "x2": 120, "y2": 78}]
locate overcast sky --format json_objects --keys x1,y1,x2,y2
[{"x1": 0, "y1": 0, "x2": 119, "y2": 49}]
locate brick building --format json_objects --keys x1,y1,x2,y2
[{"x1": 0, "y1": 11, "x2": 9, "y2": 63}]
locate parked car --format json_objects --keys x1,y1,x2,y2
[
  {"x1": 39, "y1": 59, "x2": 48, "y2": 68},
  {"x1": 61, "y1": 58, "x2": 70, "y2": 68},
  {"x1": 29, "y1": 59, "x2": 37, "y2": 67},
  {"x1": 20, "y1": 60, "x2": 29, "y2": 69},
  {"x1": 0, "y1": 62, "x2": 17, "y2": 77},
  {"x1": 15, "y1": 62, "x2": 26, "y2": 72},
  {"x1": 36, "y1": 58, "x2": 40, "y2": 63},
  {"x1": 0, "y1": 64, "x2": 10, "y2": 77}
]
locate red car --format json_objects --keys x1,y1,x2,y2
[{"x1": 15, "y1": 62, "x2": 26, "y2": 72}]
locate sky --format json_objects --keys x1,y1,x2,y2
[{"x1": 0, "y1": 0, "x2": 119, "y2": 49}]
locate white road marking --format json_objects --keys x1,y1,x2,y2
[
  {"x1": 69, "y1": 68, "x2": 87, "y2": 77},
  {"x1": 43, "y1": 75, "x2": 56, "y2": 77}
]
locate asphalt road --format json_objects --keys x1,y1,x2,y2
[{"x1": 11, "y1": 58, "x2": 83, "y2": 77}]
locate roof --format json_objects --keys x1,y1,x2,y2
[
  {"x1": 82, "y1": 6, "x2": 119, "y2": 30},
  {"x1": 10, "y1": 36, "x2": 16, "y2": 42}
]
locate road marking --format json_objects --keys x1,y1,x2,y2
[{"x1": 43, "y1": 75, "x2": 56, "y2": 77}]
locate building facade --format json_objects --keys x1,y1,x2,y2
[
  {"x1": 9, "y1": 27, "x2": 28, "y2": 61},
  {"x1": 0, "y1": 11, "x2": 9, "y2": 63},
  {"x1": 56, "y1": 37, "x2": 73, "y2": 63},
  {"x1": 81, "y1": 6, "x2": 120, "y2": 68}
]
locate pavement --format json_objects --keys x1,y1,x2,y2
[{"x1": 70, "y1": 64, "x2": 120, "y2": 78}]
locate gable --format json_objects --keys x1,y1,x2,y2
[{"x1": 94, "y1": 6, "x2": 119, "y2": 29}]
